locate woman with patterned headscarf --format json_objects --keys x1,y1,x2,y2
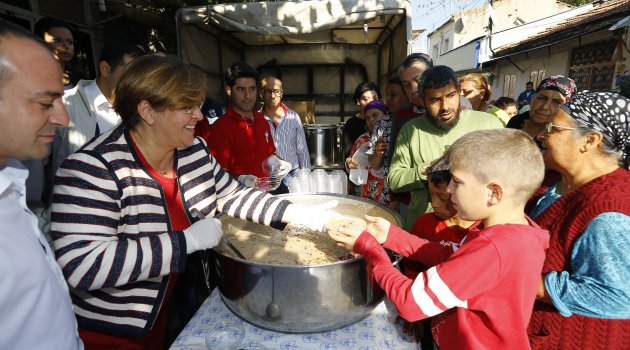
[
  {"x1": 527, "y1": 92, "x2": 630, "y2": 350},
  {"x1": 507, "y1": 75, "x2": 577, "y2": 139}
]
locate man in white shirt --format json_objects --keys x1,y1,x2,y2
[
  {"x1": 261, "y1": 71, "x2": 311, "y2": 194},
  {"x1": 52, "y1": 42, "x2": 143, "y2": 173},
  {"x1": 0, "y1": 19, "x2": 83, "y2": 349}
]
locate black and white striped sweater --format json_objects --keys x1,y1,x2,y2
[{"x1": 50, "y1": 124, "x2": 290, "y2": 336}]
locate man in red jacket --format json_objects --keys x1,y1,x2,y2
[{"x1": 196, "y1": 62, "x2": 289, "y2": 187}]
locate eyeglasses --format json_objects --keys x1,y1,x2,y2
[
  {"x1": 263, "y1": 89, "x2": 283, "y2": 96},
  {"x1": 185, "y1": 102, "x2": 204, "y2": 114},
  {"x1": 545, "y1": 122, "x2": 577, "y2": 134}
]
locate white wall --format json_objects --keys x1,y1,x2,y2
[
  {"x1": 428, "y1": 0, "x2": 573, "y2": 61},
  {"x1": 488, "y1": 30, "x2": 617, "y2": 101}
]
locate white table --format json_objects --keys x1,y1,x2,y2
[{"x1": 170, "y1": 289, "x2": 420, "y2": 350}]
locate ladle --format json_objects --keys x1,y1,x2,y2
[
  {"x1": 265, "y1": 268, "x2": 281, "y2": 320},
  {"x1": 190, "y1": 209, "x2": 248, "y2": 260}
]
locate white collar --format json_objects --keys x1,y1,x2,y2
[
  {"x1": 83, "y1": 79, "x2": 111, "y2": 109},
  {"x1": 0, "y1": 159, "x2": 28, "y2": 196}
]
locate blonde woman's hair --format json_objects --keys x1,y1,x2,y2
[
  {"x1": 114, "y1": 54, "x2": 207, "y2": 128},
  {"x1": 445, "y1": 128, "x2": 544, "y2": 206},
  {"x1": 459, "y1": 73, "x2": 492, "y2": 103}
]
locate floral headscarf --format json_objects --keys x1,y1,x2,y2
[{"x1": 536, "y1": 75, "x2": 577, "y2": 101}]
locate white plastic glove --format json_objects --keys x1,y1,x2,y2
[
  {"x1": 277, "y1": 158, "x2": 292, "y2": 178},
  {"x1": 264, "y1": 154, "x2": 292, "y2": 178},
  {"x1": 284, "y1": 200, "x2": 341, "y2": 231},
  {"x1": 238, "y1": 174, "x2": 257, "y2": 188},
  {"x1": 183, "y1": 217, "x2": 223, "y2": 253}
]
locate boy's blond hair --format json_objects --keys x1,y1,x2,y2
[{"x1": 445, "y1": 128, "x2": 544, "y2": 205}]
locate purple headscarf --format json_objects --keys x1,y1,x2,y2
[{"x1": 364, "y1": 100, "x2": 388, "y2": 114}]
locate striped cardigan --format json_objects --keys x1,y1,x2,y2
[{"x1": 50, "y1": 124, "x2": 290, "y2": 336}]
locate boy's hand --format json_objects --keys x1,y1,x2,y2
[
  {"x1": 364, "y1": 215, "x2": 391, "y2": 244},
  {"x1": 326, "y1": 215, "x2": 391, "y2": 251},
  {"x1": 327, "y1": 225, "x2": 361, "y2": 251}
]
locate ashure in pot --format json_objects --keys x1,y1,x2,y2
[{"x1": 212, "y1": 193, "x2": 402, "y2": 333}]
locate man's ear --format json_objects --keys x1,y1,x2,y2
[
  {"x1": 488, "y1": 182, "x2": 503, "y2": 206},
  {"x1": 225, "y1": 85, "x2": 232, "y2": 99},
  {"x1": 137, "y1": 100, "x2": 154, "y2": 126},
  {"x1": 98, "y1": 61, "x2": 111, "y2": 78}
]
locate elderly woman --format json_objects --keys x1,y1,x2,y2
[
  {"x1": 507, "y1": 75, "x2": 577, "y2": 138},
  {"x1": 528, "y1": 92, "x2": 630, "y2": 350},
  {"x1": 50, "y1": 55, "x2": 333, "y2": 348}
]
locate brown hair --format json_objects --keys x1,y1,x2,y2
[
  {"x1": 459, "y1": 73, "x2": 492, "y2": 102},
  {"x1": 445, "y1": 128, "x2": 544, "y2": 205},
  {"x1": 114, "y1": 54, "x2": 206, "y2": 128}
]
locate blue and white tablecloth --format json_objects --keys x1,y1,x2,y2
[{"x1": 170, "y1": 289, "x2": 419, "y2": 350}]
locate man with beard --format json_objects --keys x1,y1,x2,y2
[{"x1": 388, "y1": 66, "x2": 503, "y2": 230}]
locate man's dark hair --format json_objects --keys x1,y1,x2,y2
[
  {"x1": 526, "y1": 81, "x2": 533, "y2": 86},
  {"x1": 415, "y1": 65, "x2": 458, "y2": 98},
  {"x1": 397, "y1": 52, "x2": 433, "y2": 77},
  {"x1": 353, "y1": 82, "x2": 380, "y2": 102},
  {"x1": 225, "y1": 61, "x2": 259, "y2": 88},
  {"x1": 97, "y1": 42, "x2": 145, "y2": 76},
  {"x1": 426, "y1": 156, "x2": 451, "y2": 187},
  {"x1": 33, "y1": 17, "x2": 75, "y2": 39},
  {"x1": 0, "y1": 19, "x2": 51, "y2": 88}
]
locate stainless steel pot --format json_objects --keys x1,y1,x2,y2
[
  {"x1": 212, "y1": 193, "x2": 402, "y2": 333},
  {"x1": 304, "y1": 124, "x2": 342, "y2": 167}
]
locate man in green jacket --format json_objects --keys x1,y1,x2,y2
[{"x1": 388, "y1": 66, "x2": 503, "y2": 229}]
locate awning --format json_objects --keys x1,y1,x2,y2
[{"x1": 610, "y1": 15, "x2": 630, "y2": 30}]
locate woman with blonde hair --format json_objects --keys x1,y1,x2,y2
[
  {"x1": 49, "y1": 54, "x2": 337, "y2": 348},
  {"x1": 459, "y1": 73, "x2": 510, "y2": 125}
]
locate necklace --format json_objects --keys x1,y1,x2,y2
[
  {"x1": 133, "y1": 131, "x2": 171, "y2": 176},
  {"x1": 144, "y1": 149, "x2": 169, "y2": 175}
]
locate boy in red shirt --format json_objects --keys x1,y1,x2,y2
[
  {"x1": 328, "y1": 128, "x2": 549, "y2": 350},
  {"x1": 404, "y1": 155, "x2": 482, "y2": 281}
]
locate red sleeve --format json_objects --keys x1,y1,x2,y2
[
  {"x1": 357, "y1": 230, "x2": 501, "y2": 322},
  {"x1": 353, "y1": 231, "x2": 426, "y2": 321},
  {"x1": 384, "y1": 224, "x2": 453, "y2": 266}
]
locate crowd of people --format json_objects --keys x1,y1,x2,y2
[{"x1": 1, "y1": 15, "x2": 629, "y2": 350}]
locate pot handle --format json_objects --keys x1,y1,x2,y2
[{"x1": 387, "y1": 250, "x2": 403, "y2": 270}]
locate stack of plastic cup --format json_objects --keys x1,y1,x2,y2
[
  {"x1": 310, "y1": 169, "x2": 328, "y2": 193},
  {"x1": 287, "y1": 177, "x2": 301, "y2": 193},
  {"x1": 330, "y1": 170, "x2": 348, "y2": 194},
  {"x1": 295, "y1": 169, "x2": 312, "y2": 192}
]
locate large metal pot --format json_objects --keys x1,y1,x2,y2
[
  {"x1": 213, "y1": 193, "x2": 402, "y2": 333},
  {"x1": 304, "y1": 124, "x2": 342, "y2": 167}
]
